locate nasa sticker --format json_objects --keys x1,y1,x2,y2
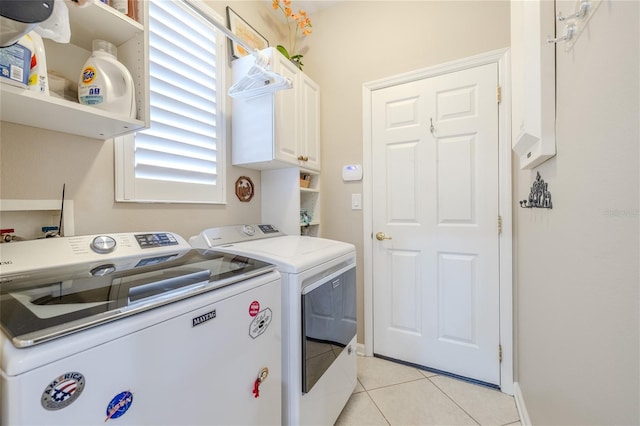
[
  {"x1": 249, "y1": 308, "x2": 273, "y2": 339},
  {"x1": 105, "y1": 390, "x2": 134, "y2": 422},
  {"x1": 41, "y1": 372, "x2": 86, "y2": 410}
]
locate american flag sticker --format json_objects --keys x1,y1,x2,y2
[{"x1": 41, "y1": 372, "x2": 86, "y2": 410}]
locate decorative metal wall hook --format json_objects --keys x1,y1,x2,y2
[
  {"x1": 558, "y1": 0, "x2": 591, "y2": 21},
  {"x1": 429, "y1": 118, "x2": 435, "y2": 135},
  {"x1": 547, "y1": 23, "x2": 576, "y2": 44},
  {"x1": 520, "y1": 172, "x2": 553, "y2": 209}
]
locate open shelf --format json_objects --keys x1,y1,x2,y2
[{"x1": 1, "y1": 0, "x2": 148, "y2": 140}]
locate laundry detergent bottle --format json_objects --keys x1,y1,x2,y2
[
  {"x1": 78, "y1": 40, "x2": 135, "y2": 118},
  {"x1": 27, "y1": 31, "x2": 49, "y2": 94}
]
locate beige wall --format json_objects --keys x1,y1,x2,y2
[
  {"x1": 514, "y1": 1, "x2": 639, "y2": 424},
  {"x1": 3, "y1": 1, "x2": 638, "y2": 423},
  {"x1": 0, "y1": 1, "x2": 283, "y2": 239},
  {"x1": 302, "y1": 0, "x2": 511, "y2": 345}
]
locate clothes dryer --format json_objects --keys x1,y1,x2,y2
[{"x1": 190, "y1": 224, "x2": 357, "y2": 426}]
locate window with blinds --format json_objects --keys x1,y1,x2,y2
[{"x1": 115, "y1": 0, "x2": 226, "y2": 204}]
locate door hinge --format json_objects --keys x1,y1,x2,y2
[
  {"x1": 499, "y1": 344, "x2": 503, "y2": 363},
  {"x1": 497, "y1": 215, "x2": 502, "y2": 235},
  {"x1": 496, "y1": 86, "x2": 502, "y2": 104}
]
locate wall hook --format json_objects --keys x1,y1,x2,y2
[
  {"x1": 558, "y1": 0, "x2": 591, "y2": 21},
  {"x1": 547, "y1": 23, "x2": 576, "y2": 44},
  {"x1": 430, "y1": 118, "x2": 435, "y2": 135},
  {"x1": 520, "y1": 172, "x2": 553, "y2": 209}
]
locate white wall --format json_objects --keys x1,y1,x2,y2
[
  {"x1": 514, "y1": 1, "x2": 639, "y2": 424},
  {"x1": 303, "y1": 0, "x2": 511, "y2": 345}
]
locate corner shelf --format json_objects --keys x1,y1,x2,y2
[
  {"x1": 299, "y1": 170, "x2": 320, "y2": 236},
  {"x1": 0, "y1": 0, "x2": 148, "y2": 140},
  {"x1": 262, "y1": 167, "x2": 321, "y2": 237}
]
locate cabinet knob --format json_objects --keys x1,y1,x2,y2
[
  {"x1": 297, "y1": 155, "x2": 304, "y2": 161},
  {"x1": 302, "y1": 156, "x2": 309, "y2": 162}
]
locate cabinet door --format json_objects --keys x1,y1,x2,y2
[
  {"x1": 273, "y1": 55, "x2": 300, "y2": 165},
  {"x1": 299, "y1": 74, "x2": 321, "y2": 171}
]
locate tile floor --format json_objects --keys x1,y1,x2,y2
[{"x1": 335, "y1": 356, "x2": 521, "y2": 426}]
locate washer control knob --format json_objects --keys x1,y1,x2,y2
[
  {"x1": 242, "y1": 225, "x2": 256, "y2": 236},
  {"x1": 91, "y1": 236, "x2": 117, "y2": 254}
]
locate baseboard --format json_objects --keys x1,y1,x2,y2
[
  {"x1": 356, "y1": 342, "x2": 366, "y2": 356},
  {"x1": 513, "y1": 382, "x2": 531, "y2": 426}
]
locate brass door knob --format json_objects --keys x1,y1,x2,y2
[{"x1": 375, "y1": 232, "x2": 392, "y2": 241}]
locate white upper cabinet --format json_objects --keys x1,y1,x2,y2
[
  {"x1": 298, "y1": 73, "x2": 321, "y2": 171},
  {"x1": 0, "y1": 1, "x2": 149, "y2": 140},
  {"x1": 231, "y1": 47, "x2": 321, "y2": 171},
  {"x1": 510, "y1": 0, "x2": 556, "y2": 169}
]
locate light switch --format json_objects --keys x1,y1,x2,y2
[{"x1": 351, "y1": 193, "x2": 362, "y2": 210}]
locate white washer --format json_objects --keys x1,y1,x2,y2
[
  {"x1": 190, "y1": 224, "x2": 358, "y2": 426},
  {"x1": 0, "y1": 232, "x2": 281, "y2": 425}
]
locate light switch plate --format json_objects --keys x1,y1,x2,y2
[{"x1": 351, "y1": 193, "x2": 362, "y2": 210}]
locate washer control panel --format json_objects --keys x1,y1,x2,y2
[
  {"x1": 189, "y1": 224, "x2": 286, "y2": 248},
  {"x1": 134, "y1": 233, "x2": 179, "y2": 249},
  {"x1": 257, "y1": 224, "x2": 280, "y2": 234},
  {"x1": 0, "y1": 232, "x2": 191, "y2": 278}
]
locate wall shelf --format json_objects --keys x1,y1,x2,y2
[
  {"x1": 0, "y1": 0, "x2": 148, "y2": 140},
  {"x1": 0, "y1": 85, "x2": 145, "y2": 139},
  {"x1": 0, "y1": 199, "x2": 75, "y2": 238},
  {"x1": 67, "y1": 1, "x2": 144, "y2": 50},
  {"x1": 262, "y1": 167, "x2": 321, "y2": 237}
]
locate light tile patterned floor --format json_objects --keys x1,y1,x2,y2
[{"x1": 335, "y1": 356, "x2": 521, "y2": 426}]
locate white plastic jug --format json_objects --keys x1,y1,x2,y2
[
  {"x1": 28, "y1": 31, "x2": 49, "y2": 94},
  {"x1": 78, "y1": 40, "x2": 135, "y2": 118}
]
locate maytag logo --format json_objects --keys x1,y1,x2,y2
[{"x1": 192, "y1": 310, "x2": 216, "y2": 327}]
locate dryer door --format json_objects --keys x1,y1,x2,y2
[{"x1": 301, "y1": 264, "x2": 356, "y2": 393}]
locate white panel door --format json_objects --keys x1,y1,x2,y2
[{"x1": 372, "y1": 63, "x2": 500, "y2": 385}]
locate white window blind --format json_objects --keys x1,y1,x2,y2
[{"x1": 115, "y1": 0, "x2": 226, "y2": 204}]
